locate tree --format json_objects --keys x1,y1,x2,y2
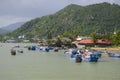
[
  {"x1": 111, "y1": 30, "x2": 120, "y2": 46},
  {"x1": 47, "y1": 31, "x2": 52, "y2": 45},
  {"x1": 70, "y1": 30, "x2": 78, "y2": 41},
  {"x1": 0, "y1": 35, "x2": 3, "y2": 42},
  {"x1": 90, "y1": 32, "x2": 98, "y2": 46},
  {"x1": 55, "y1": 37, "x2": 62, "y2": 47},
  {"x1": 47, "y1": 31, "x2": 52, "y2": 39}
]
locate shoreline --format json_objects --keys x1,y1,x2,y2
[{"x1": 91, "y1": 47, "x2": 120, "y2": 51}]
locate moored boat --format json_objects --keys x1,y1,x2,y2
[
  {"x1": 28, "y1": 46, "x2": 36, "y2": 50},
  {"x1": 54, "y1": 48, "x2": 59, "y2": 52},
  {"x1": 89, "y1": 54, "x2": 99, "y2": 62},
  {"x1": 76, "y1": 55, "x2": 82, "y2": 62},
  {"x1": 64, "y1": 48, "x2": 101, "y2": 62},
  {"x1": 11, "y1": 49, "x2": 16, "y2": 55},
  {"x1": 38, "y1": 47, "x2": 50, "y2": 52},
  {"x1": 107, "y1": 52, "x2": 120, "y2": 58}
]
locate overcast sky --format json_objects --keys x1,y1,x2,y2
[{"x1": 0, "y1": 0, "x2": 120, "y2": 27}]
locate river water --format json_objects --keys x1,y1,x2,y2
[{"x1": 0, "y1": 43, "x2": 120, "y2": 80}]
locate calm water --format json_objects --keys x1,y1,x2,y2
[{"x1": 0, "y1": 43, "x2": 120, "y2": 80}]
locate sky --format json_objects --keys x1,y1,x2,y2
[{"x1": 0, "y1": 0, "x2": 120, "y2": 27}]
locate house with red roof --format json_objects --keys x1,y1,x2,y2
[
  {"x1": 72, "y1": 39, "x2": 112, "y2": 48},
  {"x1": 96, "y1": 39, "x2": 112, "y2": 47}
]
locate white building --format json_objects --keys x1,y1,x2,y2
[{"x1": 76, "y1": 36, "x2": 88, "y2": 41}]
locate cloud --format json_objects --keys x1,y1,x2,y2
[
  {"x1": 0, "y1": 0, "x2": 69, "y2": 17},
  {"x1": 0, "y1": 0, "x2": 70, "y2": 27},
  {"x1": 68, "y1": 0, "x2": 120, "y2": 5},
  {"x1": 0, "y1": 0, "x2": 120, "y2": 27}
]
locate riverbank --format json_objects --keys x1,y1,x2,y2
[{"x1": 91, "y1": 47, "x2": 120, "y2": 51}]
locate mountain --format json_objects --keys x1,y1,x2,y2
[
  {"x1": 1, "y1": 22, "x2": 25, "y2": 32},
  {"x1": 0, "y1": 22, "x2": 25, "y2": 34},
  {"x1": 0, "y1": 28, "x2": 8, "y2": 34},
  {"x1": 9, "y1": 2, "x2": 120, "y2": 38}
]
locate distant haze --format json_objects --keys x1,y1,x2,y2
[
  {"x1": 0, "y1": 22, "x2": 24, "y2": 34},
  {"x1": 0, "y1": 0, "x2": 120, "y2": 27}
]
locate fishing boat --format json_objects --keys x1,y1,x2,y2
[
  {"x1": 89, "y1": 54, "x2": 99, "y2": 62},
  {"x1": 28, "y1": 46, "x2": 36, "y2": 50},
  {"x1": 76, "y1": 55, "x2": 82, "y2": 62},
  {"x1": 64, "y1": 49, "x2": 100, "y2": 62},
  {"x1": 11, "y1": 49, "x2": 16, "y2": 55},
  {"x1": 38, "y1": 47, "x2": 50, "y2": 52},
  {"x1": 54, "y1": 47, "x2": 59, "y2": 52},
  {"x1": 17, "y1": 49, "x2": 23, "y2": 53},
  {"x1": 107, "y1": 53, "x2": 120, "y2": 58}
]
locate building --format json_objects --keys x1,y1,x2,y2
[
  {"x1": 96, "y1": 39, "x2": 112, "y2": 47},
  {"x1": 72, "y1": 39, "x2": 112, "y2": 48},
  {"x1": 76, "y1": 36, "x2": 88, "y2": 41}
]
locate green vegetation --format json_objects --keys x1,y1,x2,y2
[
  {"x1": 8, "y1": 2, "x2": 120, "y2": 39},
  {"x1": 89, "y1": 29, "x2": 120, "y2": 47},
  {"x1": 4, "y1": 2, "x2": 120, "y2": 46},
  {"x1": 0, "y1": 35, "x2": 3, "y2": 41},
  {"x1": 111, "y1": 30, "x2": 120, "y2": 46}
]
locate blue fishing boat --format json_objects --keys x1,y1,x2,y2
[
  {"x1": 107, "y1": 53, "x2": 120, "y2": 58},
  {"x1": 89, "y1": 54, "x2": 99, "y2": 62},
  {"x1": 76, "y1": 55, "x2": 82, "y2": 62},
  {"x1": 28, "y1": 46, "x2": 36, "y2": 50},
  {"x1": 64, "y1": 49, "x2": 100, "y2": 62}
]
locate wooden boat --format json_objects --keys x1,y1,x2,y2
[
  {"x1": 107, "y1": 53, "x2": 120, "y2": 58},
  {"x1": 11, "y1": 49, "x2": 16, "y2": 55},
  {"x1": 17, "y1": 49, "x2": 23, "y2": 53}
]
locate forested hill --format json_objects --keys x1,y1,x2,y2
[{"x1": 10, "y1": 2, "x2": 120, "y2": 38}]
